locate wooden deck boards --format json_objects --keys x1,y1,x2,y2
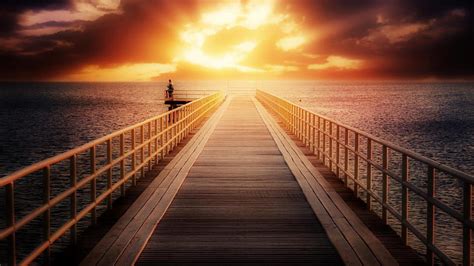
[{"x1": 136, "y1": 96, "x2": 342, "y2": 264}]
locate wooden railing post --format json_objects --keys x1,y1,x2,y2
[
  {"x1": 298, "y1": 108, "x2": 301, "y2": 140},
  {"x1": 106, "y1": 139, "x2": 112, "y2": 210},
  {"x1": 463, "y1": 182, "x2": 472, "y2": 266},
  {"x1": 344, "y1": 128, "x2": 349, "y2": 186},
  {"x1": 322, "y1": 119, "x2": 326, "y2": 166},
  {"x1": 120, "y1": 134, "x2": 125, "y2": 196},
  {"x1": 329, "y1": 122, "x2": 333, "y2": 171},
  {"x1": 317, "y1": 117, "x2": 321, "y2": 160},
  {"x1": 354, "y1": 133, "x2": 359, "y2": 197},
  {"x1": 426, "y1": 166, "x2": 435, "y2": 265},
  {"x1": 291, "y1": 105, "x2": 295, "y2": 134},
  {"x1": 366, "y1": 139, "x2": 372, "y2": 210},
  {"x1": 6, "y1": 182, "x2": 16, "y2": 266},
  {"x1": 294, "y1": 107, "x2": 297, "y2": 137},
  {"x1": 43, "y1": 166, "x2": 51, "y2": 265},
  {"x1": 177, "y1": 110, "x2": 181, "y2": 143},
  {"x1": 131, "y1": 129, "x2": 136, "y2": 186},
  {"x1": 90, "y1": 146, "x2": 97, "y2": 225},
  {"x1": 294, "y1": 106, "x2": 297, "y2": 135},
  {"x1": 171, "y1": 112, "x2": 175, "y2": 149},
  {"x1": 299, "y1": 108, "x2": 303, "y2": 140},
  {"x1": 140, "y1": 125, "x2": 144, "y2": 178},
  {"x1": 382, "y1": 145, "x2": 389, "y2": 224},
  {"x1": 148, "y1": 122, "x2": 152, "y2": 170},
  {"x1": 312, "y1": 114, "x2": 316, "y2": 154},
  {"x1": 288, "y1": 103, "x2": 291, "y2": 129},
  {"x1": 305, "y1": 111, "x2": 309, "y2": 146},
  {"x1": 401, "y1": 154, "x2": 409, "y2": 245},
  {"x1": 70, "y1": 155, "x2": 77, "y2": 245},
  {"x1": 336, "y1": 125, "x2": 340, "y2": 178},
  {"x1": 154, "y1": 119, "x2": 159, "y2": 164},
  {"x1": 165, "y1": 114, "x2": 169, "y2": 154},
  {"x1": 180, "y1": 109, "x2": 183, "y2": 141},
  {"x1": 160, "y1": 117, "x2": 164, "y2": 160}
]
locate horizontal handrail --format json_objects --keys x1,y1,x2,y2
[
  {"x1": 256, "y1": 89, "x2": 473, "y2": 266},
  {"x1": 0, "y1": 92, "x2": 219, "y2": 185},
  {"x1": 0, "y1": 91, "x2": 225, "y2": 265}
]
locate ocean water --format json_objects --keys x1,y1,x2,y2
[{"x1": 0, "y1": 81, "x2": 473, "y2": 263}]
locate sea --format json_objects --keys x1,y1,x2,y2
[{"x1": 0, "y1": 80, "x2": 473, "y2": 263}]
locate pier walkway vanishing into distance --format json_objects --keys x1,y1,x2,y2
[{"x1": 1, "y1": 90, "x2": 473, "y2": 265}]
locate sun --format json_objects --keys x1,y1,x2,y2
[{"x1": 174, "y1": 0, "x2": 280, "y2": 72}]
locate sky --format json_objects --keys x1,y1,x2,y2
[{"x1": 0, "y1": 0, "x2": 472, "y2": 81}]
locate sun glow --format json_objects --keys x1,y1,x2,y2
[{"x1": 175, "y1": 0, "x2": 288, "y2": 73}]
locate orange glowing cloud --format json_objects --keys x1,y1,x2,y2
[{"x1": 62, "y1": 63, "x2": 177, "y2": 81}]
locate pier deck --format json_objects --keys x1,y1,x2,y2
[
  {"x1": 137, "y1": 97, "x2": 342, "y2": 264},
  {"x1": 81, "y1": 96, "x2": 410, "y2": 265}
]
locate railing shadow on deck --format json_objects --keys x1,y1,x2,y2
[
  {"x1": 0, "y1": 92, "x2": 225, "y2": 265},
  {"x1": 256, "y1": 89, "x2": 473, "y2": 266}
]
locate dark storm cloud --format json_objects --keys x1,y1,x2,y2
[
  {"x1": 0, "y1": 0, "x2": 71, "y2": 36},
  {"x1": 0, "y1": 0, "x2": 201, "y2": 80},
  {"x1": 282, "y1": 0, "x2": 473, "y2": 79}
]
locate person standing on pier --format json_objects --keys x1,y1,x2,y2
[{"x1": 166, "y1": 79, "x2": 174, "y2": 99}]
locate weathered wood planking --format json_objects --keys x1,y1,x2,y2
[{"x1": 136, "y1": 96, "x2": 342, "y2": 264}]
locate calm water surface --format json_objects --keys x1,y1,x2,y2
[{"x1": 0, "y1": 81, "x2": 473, "y2": 263}]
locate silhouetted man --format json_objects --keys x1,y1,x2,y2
[{"x1": 166, "y1": 79, "x2": 174, "y2": 99}]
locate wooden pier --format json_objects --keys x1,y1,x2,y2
[
  {"x1": 1, "y1": 91, "x2": 473, "y2": 265},
  {"x1": 79, "y1": 96, "x2": 407, "y2": 265}
]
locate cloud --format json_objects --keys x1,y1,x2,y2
[
  {"x1": 282, "y1": 0, "x2": 473, "y2": 79},
  {"x1": 0, "y1": 0, "x2": 202, "y2": 80},
  {"x1": 265, "y1": 64, "x2": 299, "y2": 73},
  {"x1": 276, "y1": 35, "x2": 306, "y2": 51},
  {"x1": 308, "y1": 56, "x2": 362, "y2": 70},
  {"x1": 0, "y1": 0, "x2": 472, "y2": 80},
  {"x1": 62, "y1": 63, "x2": 176, "y2": 81}
]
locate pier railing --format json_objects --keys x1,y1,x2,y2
[
  {"x1": 173, "y1": 89, "x2": 220, "y2": 100},
  {"x1": 0, "y1": 92, "x2": 225, "y2": 265},
  {"x1": 257, "y1": 89, "x2": 473, "y2": 265}
]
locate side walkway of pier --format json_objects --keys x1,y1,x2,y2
[{"x1": 81, "y1": 96, "x2": 406, "y2": 265}]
